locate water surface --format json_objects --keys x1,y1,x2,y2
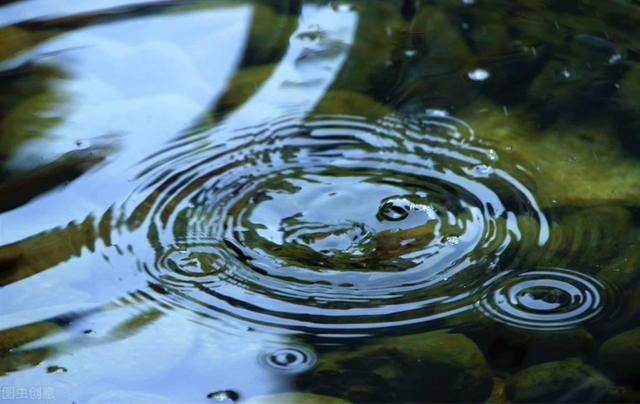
[{"x1": 2, "y1": 0, "x2": 640, "y2": 402}]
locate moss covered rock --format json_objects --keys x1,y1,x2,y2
[
  {"x1": 397, "y1": 6, "x2": 477, "y2": 109},
  {"x1": 478, "y1": 327, "x2": 594, "y2": 371},
  {"x1": 513, "y1": 207, "x2": 632, "y2": 270},
  {"x1": 329, "y1": 1, "x2": 404, "y2": 95},
  {"x1": 241, "y1": 4, "x2": 298, "y2": 67},
  {"x1": 507, "y1": 359, "x2": 617, "y2": 402},
  {"x1": 463, "y1": 101, "x2": 640, "y2": 208},
  {"x1": 215, "y1": 64, "x2": 276, "y2": 113},
  {"x1": 297, "y1": 330, "x2": 493, "y2": 403},
  {"x1": 598, "y1": 327, "x2": 640, "y2": 385},
  {"x1": 313, "y1": 90, "x2": 391, "y2": 119}
]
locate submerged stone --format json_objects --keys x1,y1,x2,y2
[
  {"x1": 329, "y1": 1, "x2": 403, "y2": 95},
  {"x1": 463, "y1": 101, "x2": 640, "y2": 208},
  {"x1": 515, "y1": 207, "x2": 632, "y2": 270},
  {"x1": 297, "y1": 330, "x2": 493, "y2": 403},
  {"x1": 215, "y1": 64, "x2": 276, "y2": 113},
  {"x1": 0, "y1": 321, "x2": 62, "y2": 353},
  {"x1": 598, "y1": 327, "x2": 640, "y2": 385},
  {"x1": 506, "y1": 359, "x2": 617, "y2": 403},
  {"x1": 398, "y1": 6, "x2": 476, "y2": 109},
  {"x1": 241, "y1": 4, "x2": 298, "y2": 67},
  {"x1": 597, "y1": 242, "x2": 640, "y2": 290},
  {"x1": 313, "y1": 90, "x2": 391, "y2": 119},
  {"x1": 476, "y1": 326, "x2": 594, "y2": 370}
]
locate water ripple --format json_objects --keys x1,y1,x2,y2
[
  {"x1": 477, "y1": 267, "x2": 617, "y2": 331},
  {"x1": 116, "y1": 113, "x2": 549, "y2": 336}
]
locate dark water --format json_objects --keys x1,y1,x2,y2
[{"x1": 1, "y1": 0, "x2": 640, "y2": 402}]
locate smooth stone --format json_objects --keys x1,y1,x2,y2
[
  {"x1": 463, "y1": 101, "x2": 640, "y2": 209},
  {"x1": 0, "y1": 321, "x2": 62, "y2": 352},
  {"x1": 329, "y1": 1, "x2": 403, "y2": 95},
  {"x1": 313, "y1": 90, "x2": 391, "y2": 119},
  {"x1": 241, "y1": 4, "x2": 298, "y2": 66},
  {"x1": 476, "y1": 327, "x2": 594, "y2": 371},
  {"x1": 399, "y1": 6, "x2": 476, "y2": 109},
  {"x1": 297, "y1": 330, "x2": 493, "y2": 403},
  {"x1": 215, "y1": 64, "x2": 276, "y2": 113},
  {"x1": 598, "y1": 327, "x2": 640, "y2": 384},
  {"x1": 507, "y1": 359, "x2": 617, "y2": 403}
]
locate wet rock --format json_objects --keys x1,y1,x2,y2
[
  {"x1": 506, "y1": 359, "x2": 618, "y2": 403},
  {"x1": 247, "y1": 393, "x2": 349, "y2": 403},
  {"x1": 515, "y1": 207, "x2": 632, "y2": 270},
  {"x1": 412, "y1": 6, "x2": 473, "y2": 63},
  {"x1": 598, "y1": 327, "x2": 640, "y2": 385},
  {"x1": 313, "y1": 90, "x2": 391, "y2": 119},
  {"x1": 0, "y1": 93, "x2": 67, "y2": 162},
  {"x1": 330, "y1": 1, "x2": 404, "y2": 95},
  {"x1": 397, "y1": 6, "x2": 476, "y2": 109},
  {"x1": 477, "y1": 326, "x2": 594, "y2": 371},
  {"x1": 0, "y1": 215, "x2": 98, "y2": 286},
  {"x1": 597, "y1": 242, "x2": 640, "y2": 290},
  {"x1": 0, "y1": 321, "x2": 63, "y2": 352},
  {"x1": 0, "y1": 27, "x2": 56, "y2": 61},
  {"x1": 528, "y1": 58, "x2": 619, "y2": 121},
  {"x1": 297, "y1": 330, "x2": 493, "y2": 403},
  {"x1": 215, "y1": 64, "x2": 276, "y2": 113},
  {"x1": 487, "y1": 376, "x2": 507, "y2": 404},
  {"x1": 619, "y1": 64, "x2": 640, "y2": 108},
  {"x1": 616, "y1": 64, "x2": 640, "y2": 154},
  {"x1": 467, "y1": 22, "x2": 509, "y2": 59},
  {"x1": 241, "y1": 4, "x2": 298, "y2": 67},
  {"x1": 464, "y1": 101, "x2": 640, "y2": 208}
]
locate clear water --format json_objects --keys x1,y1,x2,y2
[{"x1": 1, "y1": 0, "x2": 640, "y2": 402}]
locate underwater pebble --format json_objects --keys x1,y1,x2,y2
[
  {"x1": 598, "y1": 327, "x2": 640, "y2": 384},
  {"x1": 507, "y1": 359, "x2": 617, "y2": 402},
  {"x1": 296, "y1": 330, "x2": 493, "y2": 403}
]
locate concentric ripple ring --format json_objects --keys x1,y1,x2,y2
[
  {"x1": 476, "y1": 267, "x2": 611, "y2": 330},
  {"x1": 117, "y1": 112, "x2": 549, "y2": 336}
]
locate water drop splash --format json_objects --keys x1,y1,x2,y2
[
  {"x1": 477, "y1": 268, "x2": 616, "y2": 331},
  {"x1": 467, "y1": 68, "x2": 491, "y2": 81},
  {"x1": 207, "y1": 390, "x2": 239, "y2": 402},
  {"x1": 258, "y1": 345, "x2": 317, "y2": 374},
  {"x1": 113, "y1": 113, "x2": 548, "y2": 336}
]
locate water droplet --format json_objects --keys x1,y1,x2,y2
[
  {"x1": 469, "y1": 164, "x2": 494, "y2": 177},
  {"x1": 46, "y1": 366, "x2": 67, "y2": 374},
  {"x1": 445, "y1": 236, "x2": 460, "y2": 246},
  {"x1": 468, "y1": 68, "x2": 490, "y2": 81},
  {"x1": 207, "y1": 390, "x2": 239, "y2": 402},
  {"x1": 561, "y1": 68, "x2": 573, "y2": 79},
  {"x1": 411, "y1": 203, "x2": 437, "y2": 220},
  {"x1": 608, "y1": 53, "x2": 623, "y2": 64},
  {"x1": 404, "y1": 49, "x2": 417, "y2": 57},
  {"x1": 486, "y1": 149, "x2": 498, "y2": 161},
  {"x1": 424, "y1": 108, "x2": 449, "y2": 117},
  {"x1": 378, "y1": 198, "x2": 412, "y2": 221},
  {"x1": 259, "y1": 345, "x2": 317, "y2": 374}
]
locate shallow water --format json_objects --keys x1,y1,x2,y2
[{"x1": 2, "y1": 0, "x2": 640, "y2": 402}]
